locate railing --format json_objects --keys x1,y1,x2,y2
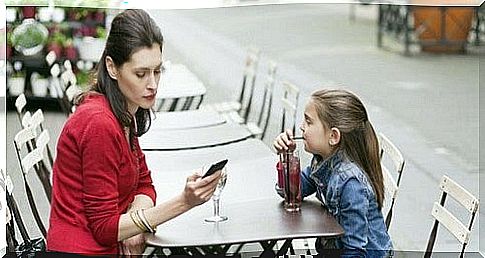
[{"x1": 377, "y1": 3, "x2": 484, "y2": 55}]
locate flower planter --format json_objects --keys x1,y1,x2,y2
[
  {"x1": 8, "y1": 77, "x2": 25, "y2": 96},
  {"x1": 77, "y1": 37, "x2": 105, "y2": 62},
  {"x1": 22, "y1": 6, "x2": 35, "y2": 19},
  {"x1": 413, "y1": 1, "x2": 474, "y2": 53},
  {"x1": 31, "y1": 78, "x2": 49, "y2": 97}
]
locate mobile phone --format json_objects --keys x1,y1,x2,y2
[{"x1": 202, "y1": 159, "x2": 228, "y2": 179}]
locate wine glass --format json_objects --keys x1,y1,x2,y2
[{"x1": 204, "y1": 166, "x2": 228, "y2": 222}]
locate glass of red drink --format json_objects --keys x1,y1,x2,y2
[{"x1": 281, "y1": 150, "x2": 301, "y2": 212}]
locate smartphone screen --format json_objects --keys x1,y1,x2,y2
[{"x1": 202, "y1": 159, "x2": 228, "y2": 178}]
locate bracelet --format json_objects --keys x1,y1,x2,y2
[
  {"x1": 138, "y1": 209, "x2": 156, "y2": 233},
  {"x1": 130, "y1": 210, "x2": 148, "y2": 232}
]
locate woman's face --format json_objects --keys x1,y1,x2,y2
[
  {"x1": 115, "y1": 44, "x2": 163, "y2": 115},
  {"x1": 300, "y1": 100, "x2": 333, "y2": 158}
]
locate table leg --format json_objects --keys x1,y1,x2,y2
[
  {"x1": 277, "y1": 239, "x2": 294, "y2": 256},
  {"x1": 258, "y1": 240, "x2": 278, "y2": 256}
]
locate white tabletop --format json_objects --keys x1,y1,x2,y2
[
  {"x1": 139, "y1": 122, "x2": 252, "y2": 151},
  {"x1": 150, "y1": 109, "x2": 226, "y2": 131},
  {"x1": 145, "y1": 139, "x2": 278, "y2": 204},
  {"x1": 143, "y1": 139, "x2": 344, "y2": 249},
  {"x1": 157, "y1": 63, "x2": 206, "y2": 99}
]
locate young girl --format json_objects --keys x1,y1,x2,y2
[{"x1": 274, "y1": 89, "x2": 393, "y2": 257}]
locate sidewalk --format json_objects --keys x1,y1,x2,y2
[{"x1": 149, "y1": 3, "x2": 482, "y2": 253}]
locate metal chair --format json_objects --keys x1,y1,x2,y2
[
  {"x1": 21, "y1": 111, "x2": 32, "y2": 129},
  {"x1": 59, "y1": 69, "x2": 77, "y2": 116},
  {"x1": 30, "y1": 109, "x2": 54, "y2": 168},
  {"x1": 15, "y1": 93, "x2": 27, "y2": 127},
  {"x1": 13, "y1": 126, "x2": 52, "y2": 203},
  {"x1": 65, "y1": 84, "x2": 82, "y2": 113},
  {"x1": 205, "y1": 47, "x2": 261, "y2": 124},
  {"x1": 15, "y1": 144, "x2": 51, "y2": 238},
  {"x1": 280, "y1": 81, "x2": 300, "y2": 135},
  {"x1": 246, "y1": 61, "x2": 277, "y2": 140},
  {"x1": 424, "y1": 175, "x2": 479, "y2": 258},
  {"x1": 3, "y1": 169, "x2": 30, "y2": 252},
  {"x1": 378, "y1": 132, "x2": 405, "y2": 229},
  {"x1": 2, "y1": 169, "x2": 46, "y2": 254}
]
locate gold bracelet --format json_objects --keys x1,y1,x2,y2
[
  {"x1": 130, "y1": 210, "x2": 148, "y2": 232},
  {"x1": 137, "y1": 209, "x2": 156, "y2": 233}
]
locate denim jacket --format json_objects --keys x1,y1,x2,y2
[{"x1": 301, "y1": 151, "x2": 393, "y2": 257}]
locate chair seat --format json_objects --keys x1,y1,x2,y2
[
  {"x1": 225, "y1": 111, "x2": 245, "y2": 124},
  {"x1": 246, "y1": 122, "x2": 263, "y2": 136},
  {"x1": 205, "y1": 101, "x2": 241, "y2": 113}
]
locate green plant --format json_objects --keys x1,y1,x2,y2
[
  {"x1": 6, "y1": 31, "x2": 12, "y2": 46},
  {"x1": 11, "y1": 21, "x2": 48, "y2": 50},
  {"x1": 76, "y1": 70, "x2": 92, "y2": 89},
  {"x1": 96, "y1": 26, "x2": 106, "y2": 39},
  {"x1": 11, "y1": 70, "x2": 25, "y2": 78},
  {"x1": 49, "y1": 31, "x2": 67, "y2": 47}
]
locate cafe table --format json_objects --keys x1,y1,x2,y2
[
  {"x1": 143, "y1": 139, "x2": 344, "y2": 256},
  {"x1": 155, "y1": 63, "x2": 206, "y2": 111},
  {"x1": 139, "y1": 121, "x2": 252, "y2": 151},
  {"x1": 150, "y1": 109, "x2": 226, "y2": 131}
]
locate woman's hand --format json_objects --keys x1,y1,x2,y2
[
  {"x1": 273, "y1": 129, "x2": 296, "y2": 153},
  {"x1": 182, "y1": 170, "x2": 221, "y2": 208},
  {"x1": 120, "y1": 233, "x2": 146, "y2": 256}
]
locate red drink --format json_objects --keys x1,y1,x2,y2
[{"x1": 281, "y1": 151, "x2": 302, "y2": 212}]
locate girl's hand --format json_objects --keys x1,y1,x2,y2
[
  {"x1": 120, "y1": 233, "x2": 146, "y2": 256},
  {"x1": 273, "y1": 129, "x2": 296, "y2": 153},
  {"x1": 182, "y1": 170, "x2": 221, "y2": 208}
]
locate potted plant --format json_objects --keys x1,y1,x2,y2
[
  {"x1": 78, "y1": 36, "x2": 105, "y2": 62},
  {"x1": 21, "y1": 6, "x2": 36, "y2": 19},
  {"x1": 412, "y1": 0, "x2": 474, "y2": 53},
  {"x1": 6, "y1": 29, "x2": 13, "y2": 59},
  {"x1": 30, "y1": 72, "x2": 49, "y2": 97},
  {"x1": 96, "y1": 26, "x2": 107, "y2": 39},
  {"x1": 47, "y1": 31, "x2": 66, "y2": 60},
  {"x1": 63, "y1": 38, "x2": 78, "y2": 60},
  {"x1": 8, "y1": 70, "x2": 26, "y2": 96},
  {"x1": 11, "y1": 19, "x2": 49, "y2": 56},
  {"x1": 75, "y1": 70, "x2": 92, "y2": 90},
  {"x1": 93, "y1": 10, "x2": 105, "y2": 24}
]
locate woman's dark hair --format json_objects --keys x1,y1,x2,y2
[
  {"x1": 77, "y1": 9, "x2": 163, "y2": 147},
  {"x1": 311, "y1": 89, "x2": 384, "y2": 208}
]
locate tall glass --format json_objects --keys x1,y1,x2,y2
[
  {"x1": 280, "y1": 150, "x2": 301, "y2": 212},
  {"x1": 204, "y1": 166, "x2": 228, "y2": 222}
]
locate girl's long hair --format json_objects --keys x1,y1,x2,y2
[
  {"x1": 311, "y1": 89, "x2": 384, "y2": 208},
  {"x1": 76, "y1": 9, "x2": 163, "y2": 147}
]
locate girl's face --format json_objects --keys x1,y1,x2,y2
[
  {"x1": 113, "y1": 44, "x2": 163, "y2": 115},
  {"x1": 300, "y1": 100, "x2": 334, "y2": 159}
]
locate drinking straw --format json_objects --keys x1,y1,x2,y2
[{"x1": 285, "y1": 151, "x2": 291, "y2": 204}]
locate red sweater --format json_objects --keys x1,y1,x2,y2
[{"x1": 47, "y1": 94, "x2": 156, "y2": 254}]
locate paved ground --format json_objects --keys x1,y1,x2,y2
[{"x1": 3, "y1": 3, "x2": 483, "y2": 256}]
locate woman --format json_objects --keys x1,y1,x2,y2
[
  {"x1": 47, "y1": 9, "x2": 222, "y2": 255},
  {"x1": 274, "y1": 89, "x2": 393, "y2": 257}
]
